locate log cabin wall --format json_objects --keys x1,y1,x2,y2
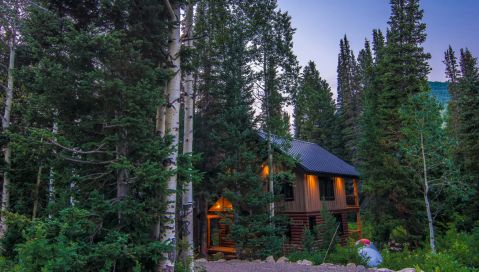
[{"x1": 285, "y1": 210, "x2": 349, "y2": 245}]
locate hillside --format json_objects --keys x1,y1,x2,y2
[{"x1": 428, "y1": 81, "x2": 450, "y2": 104}]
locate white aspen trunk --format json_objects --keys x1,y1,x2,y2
[
  {"x1": 49, "y1": 121, "x2": 58, "y2": 218},
  {"x1": 268, "y1": 132, "x2": 274, "y2": 219},
  {"x1": 421, "y1": 133, "x2": 436, "y2": 254},
  {"x1": 182, "y1": 3, "x2": 194, "y2": 270},
  {"x1": 151, "y1": 82, "x2": 167, "y2": 241},
  {"x1": 159, "y1": 2, "x2": 181, "y2": 270},
  {"x1": 1, "y1": 26, "x2": 16, "y2": 236}
]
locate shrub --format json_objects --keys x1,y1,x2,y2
[
  {"x1": 417, "y1": 253, "x2": 476, "y2": 272},
  {"x1": 326, "y1": 240, "x2": 370, "y2": 267}
]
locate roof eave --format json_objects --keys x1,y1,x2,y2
[{"x1": 295, "y1": 162, "x2": 360, "y2": 179}]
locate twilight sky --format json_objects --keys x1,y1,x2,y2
[{"x1": 276, "y1": 0, "x2": 479, "y2": 99}]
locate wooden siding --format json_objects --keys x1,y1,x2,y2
[
  {"x1": 276, "y1": 168, "x2": 306, "y2": 212},
  {"x1": 285, "y1": 210, "x2": 350, "y2": 245},
  {"x1": 304, "y1": 175, "x2": 347, "y2": 212}
]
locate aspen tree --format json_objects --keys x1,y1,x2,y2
[
  {"x1": 159, "y1": 0, "x2": 182, "y2": 270},
  {"x1": 181, "y1": 2, "x2": 195, "y2": 270}
]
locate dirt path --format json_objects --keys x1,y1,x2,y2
[{"x1": 196, "y1": 262, "x2": 383, "y2": 272}]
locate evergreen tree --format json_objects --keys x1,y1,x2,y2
[
  {"x1": 374, "y1": 0, "x2": 431, "y2": 242},
  {"x1": 337, "y1": 35, "x2": 361, "y2": 165},
  {"x1": 443, "y1": 45, "x2": 461, "y2": 139},
  {"x1": 457, "y1": 48, "x2": 479, "y2": 219},
  {"x1": 0, "y1": 0, "x2": 177, "y2": 270},
  {"x1": 294, "y1": 61, "x2": 345, "y2": 158},
  {"x1": 359, "y1": 0, "x2": 432, "y2": 244}
]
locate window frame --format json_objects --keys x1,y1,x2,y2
[
  {"x1": 319, "y1": 177, "x2": 335, "y2": 201},
  {"x1": 281, "y1": 177, "x2": 294, "y2": 201},
  {"x1": 333, "y1": 213, "x2": 344, "y2": 235}
]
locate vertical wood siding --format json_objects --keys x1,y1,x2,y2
[
  {"x1": 276, "y1": 168, "x2": 306, "y2": 212},
  {"x1": 303, "y1": 176, "x2": 347, "y2": 212}
]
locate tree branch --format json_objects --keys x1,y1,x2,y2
[
  {"x1": 163, "y1": 0, "x2": 176, "y2": 21},
  {"x1": 54, "y1": 153, "x2": 115, "y2": 165},
  {"x1": 48, "y1": 140, "x2": 112, "y2": 154}
]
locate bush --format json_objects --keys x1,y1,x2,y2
[
  {"x1": 1, "y1": 207, "x2": 170, "y2": 271},
  {"x1": 417, "y1": 253, "x2": 476, "y2": 272},
  {"x1": 326, "y1": 240, "x2": 370, "y2": 267}
]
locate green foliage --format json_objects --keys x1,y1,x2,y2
[
  {"x1": 289, "y1": 239, "x2": 369, "y2": 267},
  {"x1": 294, "y1": 61, "x2": 345, "y2": 159},
  {"x1": 1, "y1": 207, "x2": 170, "y2": 271},
  {"x1": 300, "y1": 199, "x2": 340, "y2": 254}
]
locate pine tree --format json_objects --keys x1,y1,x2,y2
[
  {"x1": 1, "y1": 0, "x2": 176, "y2": 270},
  {"x1": 370, "y1": 0, "x2": 432, "y2": 242},
  {"x1": 337, "y1": 35, "x2": 361, "y2": 165},
  {"x1": 443, "y1": 46, "x2": 461, "y2": 139},
  {"x1": 294, "y1": 61, "x2": 345, "y2": 158},
  {"x1": 457, "y1": 48, "x2": 479, "y2": 219}
]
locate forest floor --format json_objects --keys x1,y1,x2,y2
[{"x1": 196, "y1": 261, "x2": 390, "y2": 272}]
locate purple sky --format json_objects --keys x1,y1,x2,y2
[{"x1": 277, "y1": 0, "x2": 479, "y2": 99}]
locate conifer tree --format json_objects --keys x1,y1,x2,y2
[
  {"x1": 370, "y1": 0, "x2": 432, "y2": 242},
  {"x1": 443, "y1": 45, "x2": 461, "y2": 139},
  {"x1": 294, "y1": 61, "x2": 345, "y2": 158},
  {"x1": 457, "y1": 48, "x2": 479, "y2": 218},
  {"x1": 0, "y1": 0, "x2": 176, "y2": 270},
  {"x1": 337, "y1": 35, "x2": 361, "y2": 165}
]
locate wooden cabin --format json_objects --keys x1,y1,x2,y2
[{"x1": 205, "y1": 133, "x2": 361, "y2": 255}]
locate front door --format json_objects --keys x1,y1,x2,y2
[{"x1": 207, "y1": 215, "x2": 234, "y2": 248}]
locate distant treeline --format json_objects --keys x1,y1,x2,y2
[{"x1": 428, "y1": 81, "x2": 450, "y2": 104}]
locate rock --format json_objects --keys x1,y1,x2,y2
[
  {"x1": 320, "y1": 263, "x2": 334, "y2": 267},
  {"x1": 214, "y1": 259, "x2": 226, "y2": 263},
  {"x1": 301, "y1": 260, "x2": 312, "y2": 266},
  {"x1": 296, "y1": 260, "x2": 302, "y2": 264},
  {"x1": 228, "y1": 259, "x2": 242, "y2": 262},
  {"x1": 195, "y1": 258, "x2": 208, "y2": 263},
  {"x1": 346, "y1": 263, "x2": 356, "y2": 268},
  {"x1": 266, "y1": 256, "x2": 275, "y2": 263},
  {"x1": 398, "y1": 269, "x2": 417, "y2": 272},
  {"x1": 253, "y1": 259, "x2": 262, "y2": 263},
  {"x1": 377, "y1": 269, "x2": 395, "y2": 272},
  {"x1": 357, "y1": 265, "x2": 366, "y2": 270},
  {"x1": 276, "y1": 257, "x2": 288, "y2": 264}
]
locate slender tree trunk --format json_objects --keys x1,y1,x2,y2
[
  {"x1": 1, "y1": 28, "x2": 16, "y2": 236},
  {"x1": 49, "y1": 121, "x2": 57, "y2": 218},
  {"x1": 116, "y1": 111, "x2": 129, "y2": 222},
  {"x1": 421, "y1": 133, "x2": 436, "y2": 254},
  {"x1": 159, "y1": 1, "x2": 181, "y2": 270},
  {"x1": 32, "y1": 165, "x2": 42, "y2": 221},
  {"x1": 181, "y1": 3, "x2": 195, "y2": 270}
]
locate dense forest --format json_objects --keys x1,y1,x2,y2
[{"x1": 0, "y1": 0, "x2": 478, "y2": 271}]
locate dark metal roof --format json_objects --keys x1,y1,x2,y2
[{"x1": 258, "y1": 132, "x2": 359, "y2": 178}]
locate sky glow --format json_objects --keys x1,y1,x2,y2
[{"x1": 277, "y1": 0, "x2": 479, "y2": 99}]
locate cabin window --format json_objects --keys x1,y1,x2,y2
[
  {"x1": 319, "y1": 177, "x2": 335, "y2": 200},
  {"x1": 333, "y1": 213, "x2": 344, "y2": 235},
  {"x1": 281, "y1": 178, "x2": 294, "y2": 201},
  {"x1": 308, "y1": 215, "x2": 317, "y2": 234}
]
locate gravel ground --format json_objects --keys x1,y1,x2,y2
[{"x1": 196, "y1": 262, "x2": 385, "y2": 272}]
